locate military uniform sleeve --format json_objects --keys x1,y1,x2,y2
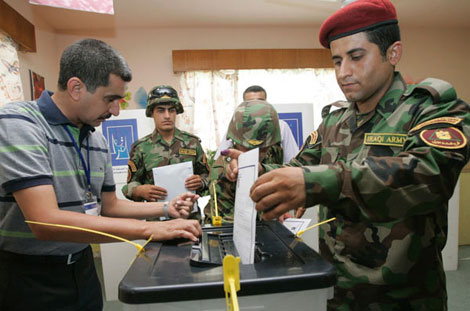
[
  {"x1": 121, "y1": 141, "x2": 146, "y2": 200},
  {"x1": 302, "y1": 95, "x2": 470, "y2": 222},
  {"x1": 194, "y1": 140, "x2": 210, "y2": 193}
]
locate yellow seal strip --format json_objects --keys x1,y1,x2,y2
[
  {"x1": 295, "y1": 217, "x2": 336, "y2": 237},
  {"x1": 223, "y1": 255, "x2": 241, "y2": 311},
  {"x1": 212, "y1": 182, "x2": 222, "y2": 226},
  {"x1": 25, "y1": 220, "x2": 152, "y2": 254}
]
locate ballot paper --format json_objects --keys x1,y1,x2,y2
[
  {"x1": 283, "y1": 218, "x2": 311, "y2": 235},
  {"x1": 233, "y1": 148, "x2": 259, "y2": 264},
  {"x1": 152, "y1": 161, "x2": 196, "y2": 217}
]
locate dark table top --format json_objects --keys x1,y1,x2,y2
[{"x1": 119, "y1": 220, "x2": 336, "y2": 304}]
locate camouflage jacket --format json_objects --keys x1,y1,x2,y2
[
  {"x1": 122, "y1": 127, "x2": 209, "y2": 199},
  {"x1": 205, "y1": 143, "x2": 283, "y2": 224},
  {"x1": 264, "y1": 73, "x2": 470, "y2": 310}
]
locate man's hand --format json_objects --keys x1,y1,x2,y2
[
  {"x1": 134, "y1": 184, "x2": 167, "y2": 202},
  {"x1": 250, "y1": 167, "x2": 306, "y2": 220},
  {"x1": 221, "y1": 149, "x2": 243, "y2": 182},
  {"x1": 185, "y1": 175, "x2": 203, "y2": 191},
  {"x1": 295, "y1": 207, "x2": 307, "y2": 218},
  {"x1": 167, "y1": 192, "x2": 199, "y2": 219},
  {"x1": 149, "y1": 218, "x2": 202, "y2": 242},
  {"x1": 277, "y1": 212, "x2": 293, "y2": 223}
]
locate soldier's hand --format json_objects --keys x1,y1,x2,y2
[
  {"x1": 135, "y1": 184, "x2": 168, "y2": 202},
  {"x1": 148, "y1": 218, "x2": 202, "y2": 242},
  {"x1": 185, "y1": 175, "x2": 203, "y2": 191},
  {"x1": 221, "y1": 149, "x2": 242, "y2": 182},
  {"x1": 250, "y1": 167, "x2": 306, "y2": 220},
  {"x1": 168, "y1": 192, "x2": 199, "y2": 219}
]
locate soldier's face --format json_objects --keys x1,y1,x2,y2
[
  {"x1": 330, "y1": 32, "x2": 396, "y2": 111},
  {"x1": 153, "y1": 104, "x2": 177, "y2": 132}
]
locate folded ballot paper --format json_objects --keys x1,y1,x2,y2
[{"x1": 152, "y1": 161, "x2": 197, "y2": 218}]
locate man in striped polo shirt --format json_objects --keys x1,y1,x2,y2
[{"x1": 0, "y1": 39, "x2": 201, "y2": 311}]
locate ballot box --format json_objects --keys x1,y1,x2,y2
[{"x1": 119, "y1": 221, "x2": 336, "y2": 311}]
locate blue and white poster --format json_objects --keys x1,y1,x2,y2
[
  {"x1": 102, "y1": 119, "x2": 138, "y2": 167},
  {"x1": 279, "y1": 112, "x2": 303, "y2": 148}
]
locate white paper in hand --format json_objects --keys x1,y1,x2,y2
[
  {"x1": 233, "y1": 148, "x2": 259, "y2": 264},
  {"x1": 152, "y1": 161, "x2": 194, "y2": 202}
]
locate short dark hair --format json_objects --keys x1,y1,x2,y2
[
  {"x1": 57, "y1": 39, "x2": 132, "y2": 93},
  {"x1": 243, "y1": 85, "x2": 267, "y2": 99},
  {"x1": 365, "y1": 23, "x2": 401, "y2": 58}
]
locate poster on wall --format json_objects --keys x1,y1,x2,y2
[
  {"x1": 101, "y1": 119, "x2": 138, "y2": 170},
  {"x1": 279, "y1": 112, "x2": 303, "y2": 148},
  {"x1": 29, "y1": 70, "x2": 45, "y2": 100}
]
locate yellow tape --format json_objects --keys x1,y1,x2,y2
[
  {"x1": 295, "y1": 217, "x2": 336, "y2": 237},
  {"x1": 212, "y1": 182, "x2": 222, "y2": 226},
  {"x1": 25, "y1": 220, "x2": 148, "y2": 252}
]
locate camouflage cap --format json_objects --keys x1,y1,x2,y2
[
  {"x1": 146, "y1": 85, "x2": 184, "y2": 117},
  {"x1": 226, "y1": 100, "x2": 281, "y2": 149}
]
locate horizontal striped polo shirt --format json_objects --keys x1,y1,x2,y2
[{"x1": 0, "y1": 91, "x2": 115, "y2": 255}]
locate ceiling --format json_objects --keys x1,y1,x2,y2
[{"x1": 28, "y1": 0, "x2": 470, "y2": 32}]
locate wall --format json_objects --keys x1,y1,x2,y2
[
  {"x1": 5, "y1": 0, "x2": 59, "y2": 101},
  {"x1": 49, "y1": 25, "x2": 470, "y2": 107}
]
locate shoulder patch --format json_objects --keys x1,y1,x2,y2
[
  {"x1": 127, "y1": 160, "x2": 137, "y2": 183},
  {"x1": 420, "y1": 127, "x2": 467, "y2": 149},
  {"x1": 409, "y1": 117, "x2": 463, "y2": 133},
  {"x1": 128, "y1": 160, "x2": 137, "y2": 172},
  {"x1": 300, "y1": 130, "x2": 319, "y2": 151}
]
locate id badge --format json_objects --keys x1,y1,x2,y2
[{"x1": 84, "y1": 191, "x2": 100, "y2": 216}]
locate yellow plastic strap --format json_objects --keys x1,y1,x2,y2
[
  {"x1": 295, "y1": 217, "x2": 336, "y2": 237},
  {"x1": 223, "y1": 255, "x2": 240, "y2": 311},
  {"x1": 212, "y1": 182, "x2": 222, "y2": 226},
  {"x1": 25, "y1": 220, "x2": 148, "y2": 252}
]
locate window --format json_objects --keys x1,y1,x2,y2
[{"x1": 177, "y1": 68, "x2": 345, "y2": 151}]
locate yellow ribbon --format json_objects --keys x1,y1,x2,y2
[
  {"x1": 25, "y1": 220, "x2": 152, "y2": 255},
  {"x1": 212, "y1": 182, "x2": 222, "y2": 226},
  {"x1": 295, "y1": 217, "x2": 336, "y2": 237}
]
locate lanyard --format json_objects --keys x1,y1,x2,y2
[{"x1": 63, "y1": 125, "x2": 91, "y2": 191}]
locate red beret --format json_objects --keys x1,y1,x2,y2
[{"x1": 319, "y1": 0, "x2": 398, "y2": 48}]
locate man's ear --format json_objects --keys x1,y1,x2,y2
[
  {"x1": 387, "y1": 41, "x2": 402, "y2": 66},
  {"x1": 66, "y1": 77, "x2": 85, "y2": 101}
]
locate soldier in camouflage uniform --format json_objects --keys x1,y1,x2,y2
[
  {"x1": 225, "y1": 0, "x2": 470, "y2": 310},
  {"x1": 205, "y1": 100, "x2": 285, "y2": 224},
  {"x1": 122, "y1": 85, "x2": 209, "y2": 206}
]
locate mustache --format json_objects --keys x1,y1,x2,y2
[{"x1": 101, "y1": 113, "x2": 112, "y2": 119}]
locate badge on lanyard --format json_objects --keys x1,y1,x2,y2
[
  {"x1": 84, "y1": 190, "x2": 100, "y2": 216},
  {"x1": 63, "y1": 125, "x2": 101, "y2": 216}
]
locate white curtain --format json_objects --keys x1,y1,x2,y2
[
  {"x1": 0, "y1": 32, "x2": 24, "y2": 107},
  {"x1": 178, "y1": 70, "x2": 239, "y2": 151},
  {"x1": 178, "y1": 68, "x2": 345, "y2": 152}
]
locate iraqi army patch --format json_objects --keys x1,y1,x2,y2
[
  {"x1": 420, "y1": 127, "x2": 467, "y2": 149},
  {"x1": 410, "y1": 117, "x2": 462, "y2": 133},
  {"x1": 179, "y1": 148, "x2": 197, "y2": 156},
  {"x1": 364, "y1": 133, "x2": 407, "y2": 147}
]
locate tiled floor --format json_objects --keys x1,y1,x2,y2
[{"x1": 98, "y1": 245, "x2": 470, "y2": 311}]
